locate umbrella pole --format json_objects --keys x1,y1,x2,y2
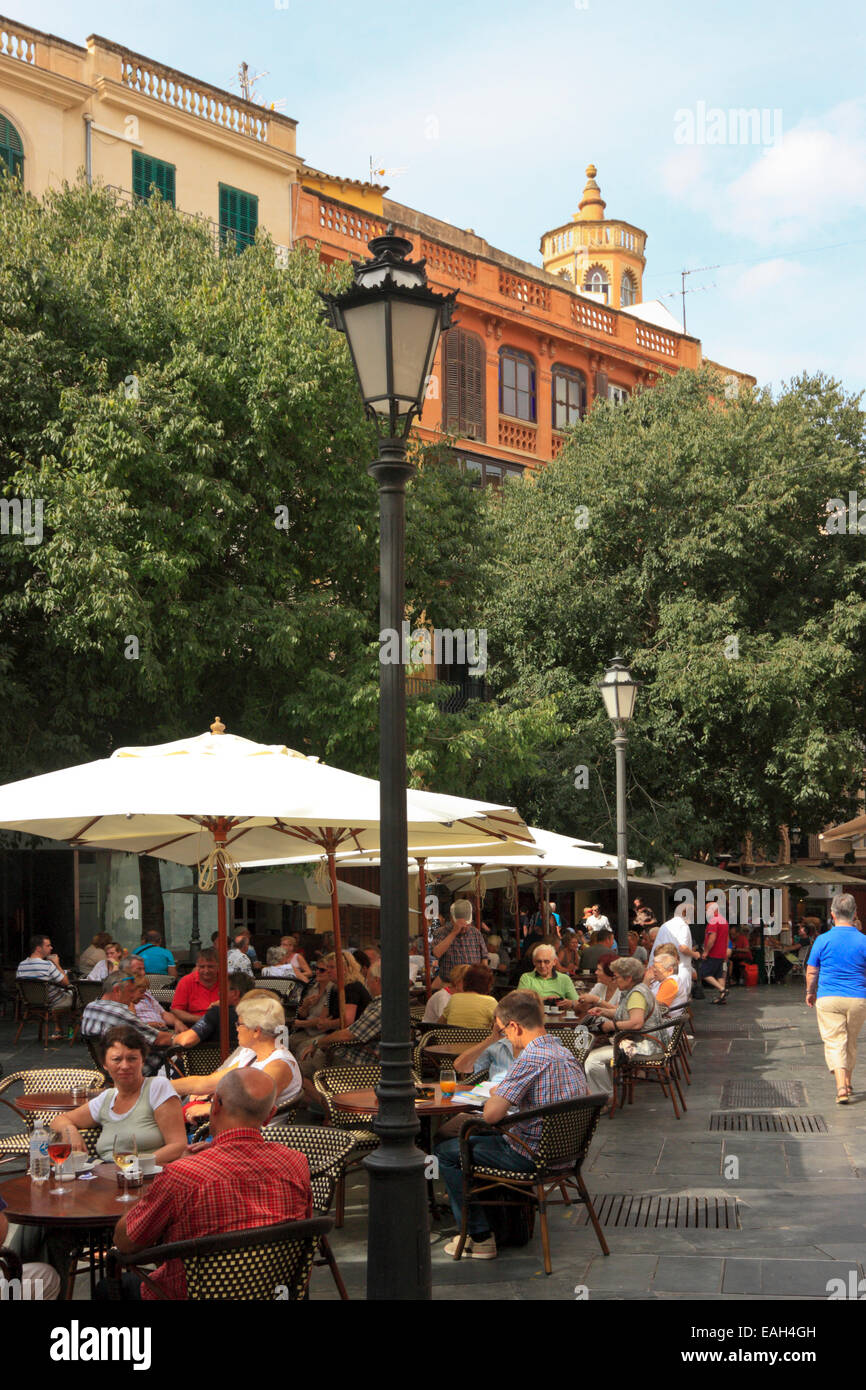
[
  {"x1": 215, "y1": 821, "x2": 230, "y2": 1063},
  {"x1": 536, "y1": 868, "x2": 544, "y2": 933},
  {"x1": 327, "y1": 848, "x2": 346, "y2": 1028},
  {"x1": 470, "y1": 863, "x2": 483, "y2": 938},
  {"x1": 511, "y1": 867, "x2": 521, "y2": 943},
  {"x1": 416, "y1": 857, "x2": 431, "y2": 999}
]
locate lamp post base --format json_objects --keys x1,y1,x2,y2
[{"x1": 364, "y1": 1143, "x2": 432, "y2": 1301}]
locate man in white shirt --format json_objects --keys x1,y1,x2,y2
[
  {"x1": 585, "y1": 906, "x2": 611, "y2": 935},
  {"x1": 649, "y1": 905, "x2": 700, "y2": 966}
]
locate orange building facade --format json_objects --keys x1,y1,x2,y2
[{"x1": 292, "y1": 170, "x2": 729, "y2": 484}]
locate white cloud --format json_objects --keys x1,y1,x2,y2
[
  {"x1": 725, "y1": 99, "x2": 866, "y2": 243},
  {"x1": 726, "y1": 257, "x2": 808, "y2": 298}
]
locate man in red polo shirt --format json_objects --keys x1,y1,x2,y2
[
  {"x1": 113, "y1": 1068, "x2": 311, "y2": 1299},
  {"x1": 700, "y1": 903, "x2": 730, "y2": 1004},
  {"x1": 169, "y1": 948, "x2": 221, "y2": 1023}
]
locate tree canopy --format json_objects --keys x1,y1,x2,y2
[
  {"x1": 0, "y1": 178, "x2": 493, "y2": 783},
  {"x1": 471, "y1": 367, "x2": 866, "y2": 862}
]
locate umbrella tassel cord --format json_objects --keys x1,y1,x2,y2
[{"x1": 198, "y1": 846, "x2": 241, "y2": 898}]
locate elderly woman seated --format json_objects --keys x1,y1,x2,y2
[
  {"x1": 557, "y1": 931, "x2": 582, "y2": 977},
  {"x1": 583, "y1": 956, "x2": 668, "y2": 1106},
  {"x1": 172, "y1": 990, "x2": 302, "y2": 1124},
  {"x1": 518, "y1": 943, "x2": 580, "y2": 1008},
  {"x1": 262, "y1": 946, "x2": 295, "y2": 978},
  {"x1": 649, "y1": 944, "x2": 690, "y2": 1010},
  {"x1": 574, "y1": 952, "x2": 621, "y2": 1020},
  {"x1": 51, "y1": 1025, "x2": 187, "y2": 1163},
  {"x1": 441, "y1": 964, "x2": 498, "y2": 1029}
]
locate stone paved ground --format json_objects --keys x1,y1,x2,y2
[{"x1": 3, "y1": 982, "x2": 866, "y2": 1302}]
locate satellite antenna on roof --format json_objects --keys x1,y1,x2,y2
[{"x1": 237, "y1": 62, "x2": 269, "y2": 104}]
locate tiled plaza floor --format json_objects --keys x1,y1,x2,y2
[{"x1": 2, "y1": 982, "x2": 865, "y2": 1301}]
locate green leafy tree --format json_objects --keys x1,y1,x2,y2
[{"x1": 475, "y1": 367, "x2": 866, "y2": 862}]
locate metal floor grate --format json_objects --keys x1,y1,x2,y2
[
  {"x1": 720, "y1": 1080, "x2": 807, "y2": 1108},
  {"x1": 576, "y1": 1194, "x2": 741, "y2": 1229},
  {"x1": 709, "y1": 1112, "x2": 827, "y2": 1133},
  {"x1": 695, "y1": 1022, "x2": 750, "y2": 1036},
  {"x1": 754, "y1": 1021, "x2": 798, "y2": 1033}
]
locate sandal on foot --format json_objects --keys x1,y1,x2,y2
[{"x1": 836, "y1": 1090, "x2": 850, "y2": 1104}]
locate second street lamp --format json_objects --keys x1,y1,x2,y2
[
  {"x1": 322, "y1": 228, "x2": 456, "y2": 1302},
  {"x1": 598, "y1": 655, "x2": 640, "y2": 952}
]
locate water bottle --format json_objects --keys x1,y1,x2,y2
[{"x1": 29, "y1": 1121, "x2": 50, "y2": 1183}]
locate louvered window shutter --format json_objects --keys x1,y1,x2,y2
[{"x1": 594, "y1": 369, "x2": 609, "y2": 400}]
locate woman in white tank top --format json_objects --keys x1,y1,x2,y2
[{"x1": 173, "y1": 991, "x2": 302, "y2": 1120}]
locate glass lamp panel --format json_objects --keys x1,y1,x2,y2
[
  {"x1": 341, "y1": 300, "x2": 389, "y2": 412},
  {"x1": 390, "y1": 301, "x2": 440, "y2": 412}
]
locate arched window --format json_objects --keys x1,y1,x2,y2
[
  {"x1": 0, "y1": 115, "x2": 24, "y2": 178},
  {"x1": 620, "y1": 272, "x2": 637, "y2": 307},
  {"x1": 499, "y1": 348, "x2": 536, "y2": 422},
  {"x1": 443, "y1": 328, "x2": 485, "y2": 441},
  {"x1": 583, "y1": 267, "x2": 609, "y2": 304},
  {"x1": 552, "y1": 365, "x2": 587, "y2": 429}
]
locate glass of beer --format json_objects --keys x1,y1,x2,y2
[
  {"x1": 113, "y1": 1134, "x2": 140, "y2": 1202},
  {"x1": 439, "y1": 1066, "x2": 457, "y2": 1100}
]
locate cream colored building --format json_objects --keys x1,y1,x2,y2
[{"x1": 0, "y1": 17, "x2": 335, "y2": 249}]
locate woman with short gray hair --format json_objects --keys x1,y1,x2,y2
[{"x1": 583, "y1": 957, "x2": 667, "y2": 1107}]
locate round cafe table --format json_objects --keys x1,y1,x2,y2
[
  {"x1": 332, "y1": 1084, "x2": 479, "y2": 1221},
  {"x1": 0, "y1": 1162, "x2": 155, "y2": 1299},
  {"x1": 420, "y1": 1043, "x2": 466, "y2": 1062},
  {"x1": 13, "y1": 1091, "x2": 101, "y2": 1117}
]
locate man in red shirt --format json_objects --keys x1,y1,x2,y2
[
  {"x1": 169, "y1": 948, "x2": 221, "y2": 1023},
  {"x1": 700, "y1": 903, "x2": 730, "y2": 1004},
  {"x1": 113, "y1": 1068, "x2": 311, "y2": 1299}
]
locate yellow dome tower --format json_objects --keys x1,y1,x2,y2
[{"x1": 540, "y1": 164, "x2": 647, "y2": 309}]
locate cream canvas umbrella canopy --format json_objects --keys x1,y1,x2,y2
[
  {"x1": 167, "y1": 870, "x2": 384, "y2": 906},
  {"x1": 0, "y1": 720, "x2": 533, "y2": 1051}
]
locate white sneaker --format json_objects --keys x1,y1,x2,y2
[{"x1": 443, "y1": 1233, "x2": 498, "y2": 1260}]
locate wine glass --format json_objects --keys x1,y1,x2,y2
[
  {"x1": 113, "y1": 1133, "x2": 139, "y2": 1202},
  {"x1": 47, "y1": 1126, "x2": 73, "y2": 1196},
  {"x1": 439, "y1": 1066, "x2": 457, "y2": 1100}
]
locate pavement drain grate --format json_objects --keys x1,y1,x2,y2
[
  {"x1": 694, "y1": 1022, "x2": 750, "y2": 1036},
  {"x1": 709, "y1": 1112, "x2": 828, "y2": 1134},
  {"x1": 754, "y1": 1021, "x2": 798, "y2": 1033},
  {"x1": 720, "y1": 1080, "x2": 807, "y2": 1108},
  {"x1": 576, "y1": 1194, "x2": 741, "y2": 1229}
]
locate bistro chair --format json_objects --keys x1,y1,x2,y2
[
  {"x1": 450, "y1": 1093, "x2": 610, "y2": 1275},
  {"x1": 553, "y1": 1024, "x2": 594, "y2": 1067},
  {"x1": 264, "y1": 1123, "x2": 356, "y2": 1300},
  {"x1": 105, "y1": 1215, "x2": 333, "y2": 1300},
  {"x1": 413, "y1": 1027, "x2": 490, "y2": 1078},
  {"x1": 144, "y1": 974, "x2": 175, "y2": 991},
  {"x1": 75, "y1": 979, "x2": 104, "y2": 1009},
  {"x1": 0, "y1": 1068, "x2": 105, "y2": 1162},
  {"x1": 611, "y1": 1017, "x2": 689, "y2": 1120},
  {"x1": 313, "y1": 1062, "x2": 387, "y2": 1227},
  {"x1": 13, "y1": 979, "x2": 74, "y2": 1047}
]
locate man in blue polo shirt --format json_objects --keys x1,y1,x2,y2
[
  {"x1": 806, "y1": 892, "x2": 866, "y2": 1104},
  {"x1": 133, "y1": 930, "x2": 177, "y2": 978}
]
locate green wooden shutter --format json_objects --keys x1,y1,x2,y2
[
  {"x1": 219, "y1": 184, "x2": 258, "y2": 251},
  {"x1": 0, "y1": 116, "x2": 24, "y2": 179},
  {"x1": 132, "y1": 152, "x2": 176, "y2": 206}
]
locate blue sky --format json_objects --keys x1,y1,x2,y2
[{"x1": 20, "y1": 0, "x2": 866, "y2": 395}]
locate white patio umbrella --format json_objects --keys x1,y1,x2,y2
[
  {"x1": 167, "y1": 870, "x2": 383, "y2": 908},
  {"x1": 0, "y1": 719, "x2": 533, "y2": 1049}
]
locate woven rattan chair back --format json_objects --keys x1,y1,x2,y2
[
  {"x1": 181, "y1": 1219, "x2": 327, "y2": 1299},
  {"x1": 314, "y1": 1063, "x2": 383, "y2": 1127},
  {"x1": 75, "y1": 980, "x2": 104, "y2": 1008},
  {"x1": 263, "y1": 1124, "x2": 356, "y2": 1213},
  {"x1": 552, "y1": 1026, "x2": 593, "y2": 1066},
  {"x1": 145, "y1": 974, "x2": 174, "y2": 990},
  {"x1": 535, "y1": 1093, "x2": 604, "y2": 1173}
]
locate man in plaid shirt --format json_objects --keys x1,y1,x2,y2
[
  {"x1": 436, "y1": 989, "x2": 588, "y2": 1260},
  {"x1": 113, "y1": 1069, "x2": 311, "y2": 1299},
  {"x1": 297, "y1": 962, "x2": 383, "y2": 1104},
  {"x1": 432, "y1": 900, "x2": 487, "y2": 981},
  {"x1": 81, "y1": 973, "x2": 174, "y2": 1050}
]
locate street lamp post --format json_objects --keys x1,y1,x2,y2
[
  {"x1": 598, "y1": 655, "x2": 640, "y2": 952},
  {"x1": 322, "y1": 228, "x2": 456, "y2": 1302}
]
